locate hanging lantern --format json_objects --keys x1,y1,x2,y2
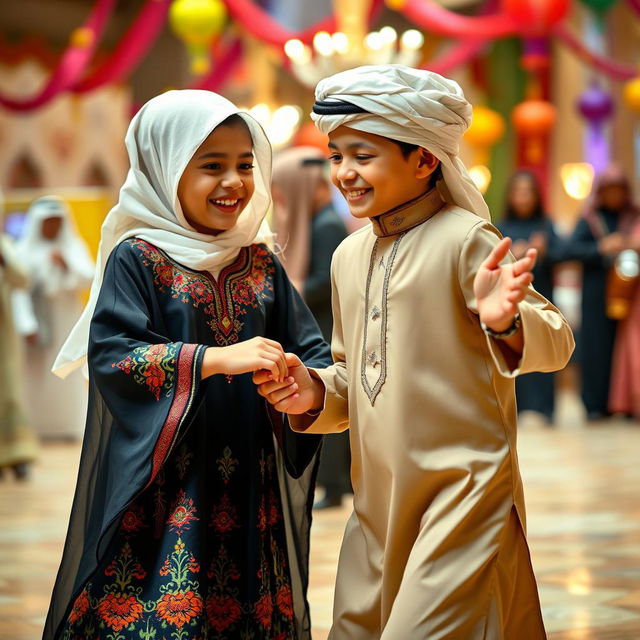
[
  {"x1": 577, "y1": 83, "x2": 614, "y2": 173},
  {"x1": 293, "y1": 122, "x2": 330, "y2": 155},
  {"x1": 464, "y1": 106, "x2": 505, "y2": 166},
  {"x1": 623, "y1": 76, "x2": 640, "y2": 114},
  {"x1": 502, "y1": 0, "x2": 571, "y2": 36},
  {"x1": 169, "y1": 0, "x2": 227, "y2": 75},
  {"x1": 512, "y1": 99, "x2": 556, "y2": 164},
  {"x1": 521, "y1": 38, "x2": 550, "y2": 74}
]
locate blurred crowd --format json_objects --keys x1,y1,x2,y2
[{"x1": 1, "y1": 158, "x2": 638, "y2": 510}]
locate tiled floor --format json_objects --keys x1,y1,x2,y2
[{"x1": 3, "y1": 390, "x2": 640, "y2": 639}]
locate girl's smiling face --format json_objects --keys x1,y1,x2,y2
[
  {"x1": 327, "y1": 126, "x2": 439, "y2": 219},
  {"x1": 177, "y1": 116, "x2": 255, "y2": 235}
]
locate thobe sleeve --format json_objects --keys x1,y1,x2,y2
[
  {"x1": 291, "y1": 253, "x2": 350, "y2": 435},
  {"x1": 265, "y1": 253, "x2": 332, "y2": 476},
  {"x1": 88, "y1": 242, "x2": 206, "y2": 487},
  {"x1": 459, "y1": 222, "x2": 575, "y2": 378}
]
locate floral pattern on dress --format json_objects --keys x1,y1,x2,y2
[
  {"x1": 60, "y1": 444, "x2": 298, "y2": 640},
  {"x1": 128, "y1": 239, "x2": 275, "y2": 346},
  {"x1": 112, "y1": 342, "x2": 179, "y2": 401}
]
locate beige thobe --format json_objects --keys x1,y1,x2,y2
[{"x1": 294, "y1": 194, "x2": 574, "y2": 639}]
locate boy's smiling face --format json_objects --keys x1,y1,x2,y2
[
  {"x1": 177, "y1": 118, "x2": 255, "y2": 236},
  {"x1": 327, "y1": 126, "x2": 439, "y2": 219}
]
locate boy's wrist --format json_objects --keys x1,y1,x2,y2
[{"x1": 481, "y1": 313, "x2": 521, "y2": 338}]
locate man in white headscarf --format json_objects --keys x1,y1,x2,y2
[
  {"x1": 13, "y1": 196, "x2": 94, "y2": 439},
  {"x1": 257, "y1": 66, "x2": 574, "y2": 639}
]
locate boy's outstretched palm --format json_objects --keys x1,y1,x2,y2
[
  {"x1": 253, "y1": 353, "x2": 322, "y2": 414},
  {"x1": 474, "y1": 237, "x2": 536, "y2": 333}
]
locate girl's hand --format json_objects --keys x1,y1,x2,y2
[
  {"x1": 253, "y1": 353, "x2": 325, "y2": 414},
  {"x1": 202, "y1": 337, "x2": 288, "y2": 381},
  {"x1": 474, "y1": 237, "x2": 536, "y2": 333}
]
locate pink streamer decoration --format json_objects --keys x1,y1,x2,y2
[
  {"x1": 73, "y1": 0, "x2": 171, "y2": 93},
  {"x1": 219, "y1": 0, "x2": 384, "y2": 48},
  {"x1": 420, "y1": 0, "x2": 497, "y2": 75},
  {"x1": 220, "y1": 0, "x2": 335, "y2": 46},
  {"x1": 191, "y1": 38, "x2": 243, "y2": 91},
  {"x1": 553, "y1": 23, "x2": 636, "y2": 80},
  {"x1": 422, "y1": 37, "x2": 489, "y2": 75},
  {"x1": 626, "y1": 0, "x2": 640, "y2": 14},
  {"x1": 0, "y1": 0, "x2": 116, "y2": 111},
  {"x1": 399, "y1": 0, "x2": 518, "y2": 38}
]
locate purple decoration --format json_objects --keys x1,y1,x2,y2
[
  {"x1": 577, "y1": 83, "x2": 615, "y2": 124},
  {"x1": 578, "y1": 84, "x2": 614, "y2": 174}
]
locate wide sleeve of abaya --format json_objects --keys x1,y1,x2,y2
[
  {"x1": 88, "y1": 241, "x2": 207, "y2": 486},
  {"x1": 459, "y1": 221, "x2": 575, "y2": 378},
  {"x1": 42, "y1": 241, "x2": 207, "y2": 640},
  {"x1": 266, "y1": 252, "x2": 332, "y2": 477}
]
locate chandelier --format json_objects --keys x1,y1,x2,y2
[{"x1": 284, "y1": 0, "x2": 424, "y2": 89}]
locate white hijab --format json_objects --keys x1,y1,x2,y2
[
  {"x1": 311, "y1": 65, "x2": 491, "y2": 222},
  {"x1": 53, "y1": 89, "x2": 274, "y2": 378},
  {"x1": 15, "y1": 196, "x2": 94, "y2": 296}
]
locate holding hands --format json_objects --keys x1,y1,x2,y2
[
  {"x1": 253, "y1": 353, "x2": 324, "y2": 415},
  {"x1": 203, "y1": 338, "x2": 324, "y2": 416},
  {"x1": 474, "y1": 236, "x2": 536, "y2": 335}
]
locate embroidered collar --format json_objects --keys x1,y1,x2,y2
[{"x1": 370, "y1": 188, "x2": 445, "y2": 237}]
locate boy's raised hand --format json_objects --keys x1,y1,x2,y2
[
  {"x1": 474, "y1": 237, "x2": 536, "y2": 333},
  {"x1": 253, "y1": 353, "x2": 323, "y2": 414}
]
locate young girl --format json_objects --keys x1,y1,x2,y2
[
  {"x1": 13, "y1": 196, "x2": 94, "y2": 440},
  {"x1": 44, "y1": 90, "x2": 330, "y2": 639}
]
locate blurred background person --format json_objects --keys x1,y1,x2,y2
[
  {"x1": 608, "y1": 179, "x2": 640, "y2": 421},
  {"x1": 12, "y1": 196, "x2": 95, "y2": 440},
  {"x1": 498, "y1": 170, "x2": 562, "y2": 425},
  {"x1": 272, "y1": 146, "x2": 351, "y2": 509},
  {"x1": 0, "y1": 210, "x2": 38, "y2": 480},
  {"x1": 559, "y1": 166, "x2": 638, "y2": 422}
]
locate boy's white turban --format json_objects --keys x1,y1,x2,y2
[{"x1": 311, "y1": 65, "x2": 491, "y2": 222}]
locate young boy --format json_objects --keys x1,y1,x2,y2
[{"x1": 255, "y1": 66, "x2": 574, "y2": 639}]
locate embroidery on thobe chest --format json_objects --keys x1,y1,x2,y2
[{"x1": 361, "y1": 233, "x2": 405, "y2": 404}]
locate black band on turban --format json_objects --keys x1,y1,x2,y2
[{"x1": 312, "y1": 100, "x2": 368, "y2": 115}]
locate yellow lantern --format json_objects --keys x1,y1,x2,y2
[
  {"x1": 169, "y1": 0, "x2": 227, "y2": 75},
  {"x1": 464, "y1": 105, "x2": 505, "y2": 166},
  {"x1": 623, "y1": 76, "x2": 640, "y2": 115}
]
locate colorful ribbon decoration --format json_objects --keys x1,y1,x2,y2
[
  {"x1": 74, "y1": 0, "x2": 171, "y2": 93},
  {"x1": 0, "y1": 0, "x2": 116, "y2": 111}
]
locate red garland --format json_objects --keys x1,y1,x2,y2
[
  {"x1": 399, "y1": 0, "x2": 518, "y2": 38},
  {"x1": 219, "y1": 0, "x2": 384, "y2": 48},
  {"x1": 553, "y1": 23, "x2": 637, "y2": 80},
  {"x1": 0, "y1": 0, "x2": 116, "y2": 111},
  {"x1": 191, "y1": 38, "x2": 243, "y2": 92},
  {"x1": 73, "y1": 0, "x2": 171, "y2": 93}
]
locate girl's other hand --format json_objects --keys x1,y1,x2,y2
[
  {"x1": 253, "y1": 353, "x2": 324, "y2": 414},
  {"x1": 202, "y1": 337, "x2": 288, "y2": 381}
]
